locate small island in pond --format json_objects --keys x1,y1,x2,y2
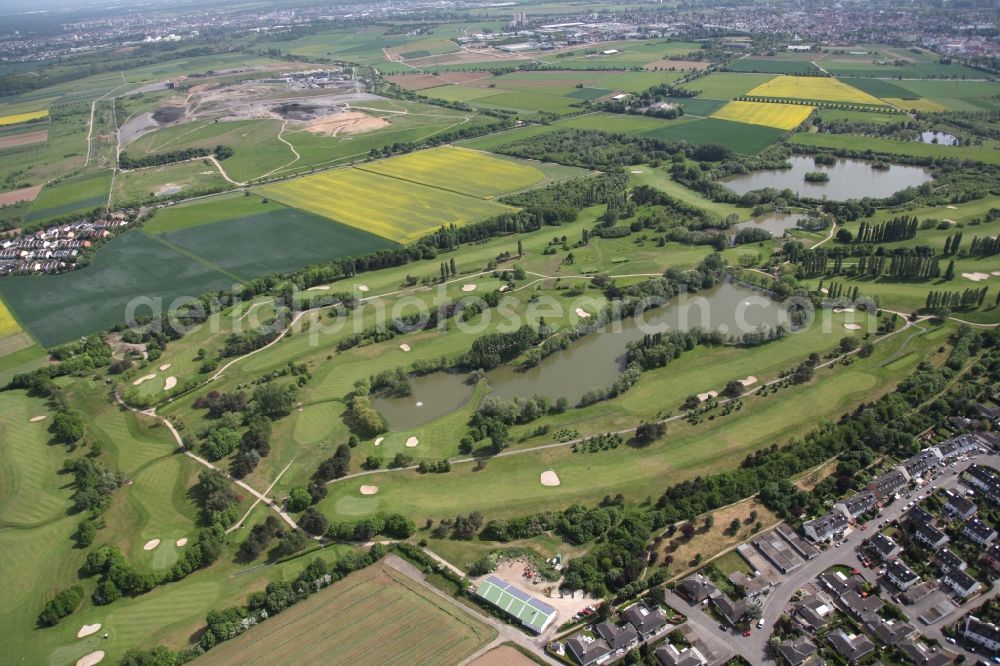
[{"x1": 804, "y1": 171, "x2": 830, "y2": 183}]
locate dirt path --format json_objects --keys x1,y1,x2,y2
[
  {"x1": 226, "y1": 458, "x2": 297, "y2": 533},
  {"x1": 257, "y1": 120, "x2": 301, "y2": 180},
  {"x1": 810, "y1": 222, "x2": 838, "y2": 249},
  {"x1": 113, "y1": 391, "x2": 299, "y2": 531}
]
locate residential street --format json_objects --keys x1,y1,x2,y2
[{"x1": 666, "y1": 453, "x2": 1000, "y2": 665}]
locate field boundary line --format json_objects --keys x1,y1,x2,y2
[{"x1": 141, "y1": 230, "x2": 246, "y2": 284}]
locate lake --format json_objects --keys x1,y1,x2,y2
[
  {"x1": 920, "y1": 131, "x2": 959, "y2": 146},
  {"x1": 720, "y1": 156, "x2": 933, "y2": 201},
  {"x1": 734, "y1": 212, "x2": 807, "y2": 237},
  {"x1": 374, "y1": 282, "x2": 788, "y2": 429}
]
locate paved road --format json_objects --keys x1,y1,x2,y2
[{"x1": 730, "y1": 452, "x2": 1000, "y2": 664}]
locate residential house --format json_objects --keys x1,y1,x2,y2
[
  {"x1": 863, "y1": 614, "x2": 914, "y2": 646},
  {"x1": 622, "y1": 603, "x2": 667, "y2": 639},
  {"x1": 566, "y1": 636, "x2": 612, "y2": 666},
  {"x1": 654, "y1": 643, "x2": 706, "y2": 666},
  {"x1": 898, "y1": 450, "x2": 942, "y2": 481},
  {"x1": 943, "y1": 495, "x2": 978, "y2": 521},
  {"x1": 934, "y1": 547, "x2": 966, "y2": 573},
  {"x1": 961, "y1": 615, "x2": 1000, "y2": 653},
  {"x1": 898, "y1": 638, "x2": 952, "y2": 666},
  {"x1": 827, "y1": 629, "x2": 876, "y2": 663},
  {"x1": 867, "y1": 469, "x2": 907, "y2": 500},
  {"x1": 964, "y1": 465, "x2": 1000, "y2": 493},
  {"x1": 934, "y1": 434, "x2": 982, "y2": 459},
  {"x1": 863, "y1": 533, "x2": 899, "y2": 562},
  {"x1": 775, "y1": 636, "x2": 816, "y2": 666},
  {"x1": 678, "y1": 574, "x2": 718, "y2": 603},
  {"x1": 839, "y1": 590, "x2": 884, "y2": 620},
  {"x1": 943, "y1": 569, "x2": 982, "y2": 599},
  {"x1": 886, "y1": 559, "x2": 921, "y2": 591},
  {"x1": 728, "y1": 571, "x2": 771, "y2": 599},
  {"x1": 595, "y1": 621, "x2": 638, "y2": 653},
  {"x1": 818, "y1": 570, "x2": 865, "y2": 596},
  {"x1": 835, "y1": 491, "x2": 877, "y2": 520},
  {"x1": 711, "y1": 595, "x2": 748, "y2": 627},
  {"x1": 794, "y1": 596, "x2": 832, "y2": 632},
  {"x1": 913, "y1": 522, "x2": 949, "y2": 550},
  {"x1": 802, "y1": 512, "x2": 848, "y2": 543},
  {"x1": 982, "y1": 543, "x2": 1000, "y2": 572},
  {"x1": 963, "y1": 518, "x2": 998, "y2": 546},
  {"x1": 907, "y1": 506, "x2": 935, "y2": 527}
]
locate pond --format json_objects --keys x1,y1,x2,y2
[
  {"x1": 720, "y1": 156, "x2": 933, "y2": 201},
  {"x1": 734, "y1": 212, "x2": 807, "y2": 237},
  {"x1": 920, "y1": 131, "x2": 959, "y2": 146},
  {"x1": 374, "y1": 282, "x2": 789, "y2": 429}
]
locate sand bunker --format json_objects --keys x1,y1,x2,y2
[
  {"x1": 360, "y1": 485, "x2": 379, "y2": 495},
  {"x1": 462, "y1": 284, "x2": 477, "y2": 292},
  {"x1": 77, "y1": 624, "x2": 101, "y2": 639},
  {"x1": 992, "y1": 272, "x2": 1000, "y2": 277},
  {"x1": 399, "y1": 343, "x2": 411, "y2": 352},
  {"x1": 697, "y1": 391, "x2": 719, "y2": 402},
  {"x1": 163, "y1": 377, "x2": 177, "y2": 390},
  {"x1": 947, "y1": 205, "x2": 958, "y2": 209},
  {"x1": 739, "y1": 376, "x2": 758, "y2": 387},
  {"x1": 357, "y1": 284, "x2": 369, "y2": 292},
  {"x1": 176, "y1": 538, "x2": 188, "y2": 547},
  {"x1": 30, "y1": 415, "x2": 47, "y2": 422},
  {"x1": 132, "y1": 374, "x2": 156, "y2": 386},
  {"x1": 844, "y1": 323, "x2": 862, "y2": 330},
  {"x1": 158, "y1": 363, "x2": 171, "y2": 371},
  {"x1": 963, "y1": 272, "x2": 991, "y2": 282},
  {"x1": 307, "y1": 285, "x2": 330, "y2": 291},
  {"x1": 820, "y1": 288, "x2": 829, "y2": 294},
  {"x1": 374, "y1": 436, "x2": 384, "y2": 446},
  {"x1": 77, "y1": 651, "x2": 105, "y2": 666},
  {"x1": 630, "y1": 170, "x2": 643, "y2": 174},
  {"x1": 416, "y1": 401, "x2": 423, "y2": 407},
  {"x1": 943, "y1": 219, "x2": 956, "y2": 225},
  {"x1": 143, "y1": 539, "x2": 160, "y2": 551},
  {"x1": 833, "y1": 307, "x2": 855, "y2": 313},
  {"x1": 575, "y1": 308, "x2": 591, "y2": 318},
  {"x1": 499, "y1": 285, "x2": 510, "y2": 292},
  {"x1": 540, "y1": 471, "x2": 561, "y2": 487},
  {"x1": 305, "y1": 111, "x2": 389, "y2": 137},
  {"x1": 405, "y1": 436, "x2": 419, "y2": 448}
]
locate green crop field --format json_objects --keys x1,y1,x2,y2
[
  {"x1": 555, "y1": 112, "x2": 698, "y2": 135},
  {"x1": 157, "y1": 205, "x2": 396, "y2": 278},
  {"x1": 791, "y1": 132, "x2": 1000, "y2": 165},
  {"x1": 671, "y1": 97, "x2": 727, "y2": 117},
  {"x1": 197, "y1": 563, "x2": 495, "y2": 666},
  {"x1": 729, "y1": 58, "x2": 821, "y2": 75},
  {"x1": 26, "y1": 169, "x2": 113, "y2": 223},
  {"x1": 682, "y1": 72, "x2": 777, "y2": 99},
  {"x1": 255, "y1": 166, "x2": 518, "y2": 243},
  {"x1": 840, "y1": 77, "x2": 915, "y2": 99},
  {"x1": 641, "y1": 117, "x2": 784, "y2": 154}
]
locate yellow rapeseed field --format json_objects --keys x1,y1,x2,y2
[
  {"x1": 712, "y1": 100, "x2": 815, "y2": 130},
  {"x1": 0, "y1": 109, "x2": 49, "y2": 127},
  {"x1": 745, "y1": 75, "x2": 886, "y2": 106},
  {"x1": 0, "y1": 297, "x2": 22, "y2": 338},
  {"x1": 256, "y1": 167, "x2": 518, "y2": 244},
  {"x1": 356, "y1": 145, "x2": 545, "y2": 198}
]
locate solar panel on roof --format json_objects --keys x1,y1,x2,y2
[{"x1": 528, "y1": 597, "x2": 557, "y2": 615}]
